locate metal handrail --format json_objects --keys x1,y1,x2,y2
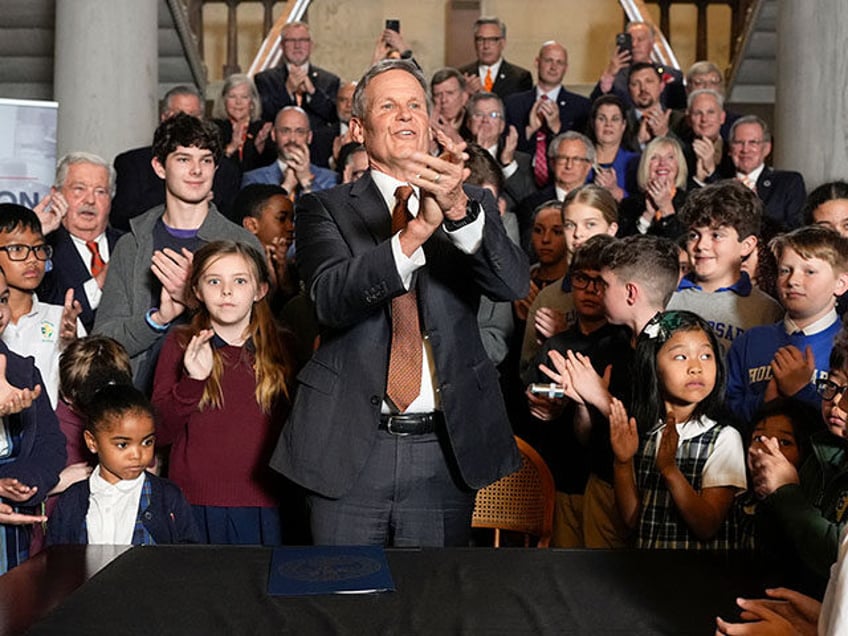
[
  {"x1": 619, "y1": 0, "x2": 681, "y2": 70},
  {"x1": 166, "y1": 0, "x2": 208, "y2": 91},
  {"x1": 247, "y1": 0, "x2": 312, "y2": 77}
]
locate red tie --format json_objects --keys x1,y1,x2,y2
[
  {"x1": 534, "y1": 130, "x2": 549, "y2": 188},
  {"x1": 85, "y1": 240, "x2": 105, "y2": 277},
  {"x1": 484, "y1": 68, "x2": 494, "y2": 92},
  {"x1": 385, "y1": 186, "x2": 423, "y2": 413}
]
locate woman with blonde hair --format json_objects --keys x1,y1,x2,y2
[{"x1": 618, "y1": 136, "x2": 688, "y2": 238}]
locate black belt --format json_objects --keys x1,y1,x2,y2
[{"x1": 378, "y1": 412, "x2": 444, "y2": 435}]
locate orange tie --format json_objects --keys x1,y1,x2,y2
[
  {"x1": 295, "y1": 92, "x2": 303, "y2": 107},
  {"x1": 484, "y1": 68, "x2": 494, "y2": 92},
  {"x1": 385, "y1": 186, "x2": 423, "y2": 413},
  {"x1": 85, "y1": 240, "x2": 105, "y2": 277}
]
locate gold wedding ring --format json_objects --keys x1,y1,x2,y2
[{"x1": 433, "y1": 173, "x2": 441, "y2": 184}]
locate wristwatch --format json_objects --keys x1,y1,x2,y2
[{"x1": 443, "y1": 199, "x2": 481, "y2": 232}]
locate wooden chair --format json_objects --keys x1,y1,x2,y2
[{"x1": 472, "y1": 436, "x2": 555, "y2": 547}]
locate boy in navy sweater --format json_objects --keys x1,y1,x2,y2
[{"x1": 727, "y1": 226, "x2": 848, "y2": 428}]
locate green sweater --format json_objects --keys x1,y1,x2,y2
[{"x1": 764, "y1": 431, "x2": 848, "y2": 579}]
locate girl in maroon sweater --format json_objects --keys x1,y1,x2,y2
[{"x1": 152, "y1": 241, "x2": 293, "y2": 545}]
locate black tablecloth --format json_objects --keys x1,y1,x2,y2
[{"x1": 27, "y1": 546, "x2": 768, "y2": 635}]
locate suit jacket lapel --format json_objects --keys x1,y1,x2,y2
[{"x1": 349, "y1": 172, "x2": 392, "y2": 244}]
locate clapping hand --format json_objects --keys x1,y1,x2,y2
[
  {"x1": 609, "y1": 397, "x2": 638, "y2": 464},
  {"x1": 655, "y1": 412, "x2": 679, "y2": 477},
  {"x1": 770, "y1": 345, "x2": 815, "y2": 398},
  {"x1": 59, "y1": 288, "x2": 82, "y2": 345},
  {"x1": 0, "y1": 354, "x2": 42, "y2": 417},
  {"x1": 183, "y1": 329, "x2": 215, "y2": 381},
  {"x1": 33, "y1": 191, "x2": 67, "y2": 236}
]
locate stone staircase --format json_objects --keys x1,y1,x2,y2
[
  {"x1": 727, "y1": 0, "x2": 776, "y2": 105},
  {"x1": 0, "y1": 0, "x2": 204, "y2": 102}
]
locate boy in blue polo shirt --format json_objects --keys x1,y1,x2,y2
[
  {"x1": 667, "y1": 181, "x2": 783, "y2": 351},
  {"x1": 726, "y1": 225, "x2": 848, "y2": 427}
]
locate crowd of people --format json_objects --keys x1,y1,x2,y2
[{"x1": 0, "y1": 15, "x2": 846, "y2": 632}]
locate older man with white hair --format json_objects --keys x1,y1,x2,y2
[{"x1": 35, "y1": 152, "x2": 123, "y2": 332}]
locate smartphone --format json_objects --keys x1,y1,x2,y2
[
  {"x1": 386, "y1": 19, "x2": 400, "y2": 33},
  {"x1": 528, "y1": 383, "x2": 566, "y2": 398},
  {"x1": 615, "y1": 32, "x2": 632, "y2": 56}
]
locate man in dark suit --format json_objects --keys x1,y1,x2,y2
[
  {"x1": 270, "y1": 59, "x2": 529, "y2": 547},
  {"x1": 459, "y1": 17, "x2": 532, "y2": 101},
  {"x1": 110, "y1": 86, "x2": 242, "y2": 231},
  {"x1": 726, "y1": 115, "x2": 806, "y2": 230},
  {"x1": 504, "y1": 41, "x2": 591, "y2": 183},
  {"x1": 466, "y1": 92, "x2": 535, "y2": 210},
  {"x1": 35, "y1": 152, "x2": 123, "y2": 333},
  {"x1": 253, "y1": 21, "x2": 340, "y2": 168},
  {"x1": 680, "y1": 89, "x2": 734, "y2": 186}
]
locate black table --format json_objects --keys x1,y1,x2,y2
[{"x1": 14, "y1": 546, "x2": 769, "y2": 635}]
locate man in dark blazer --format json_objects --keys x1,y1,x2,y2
[
  {"x1": 35, "y1": 152, "x2": 123, "y2": 333},
  {"x1": 110, "y1": 86, "x2": 242, "y2": 230},
  {"x1": 270, "y1": 59, "x2": 529, "y2": 547},
  {"x1": 459, "y1": 17, "x2": 532, "y2": 101},
  {"x1": 504, "y1": 41, "x2": 591, "y2": 164},
  {"x1": 253, "y1": 21, "x2": 340, "y2": 168},
  {"x1": 465, "y1": 92, "x2": 535, "y2": 210},
  {"x1": 725, "y1": 115, "x2": 806, "y2": 230}
]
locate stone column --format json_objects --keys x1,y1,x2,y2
[
  {"x1": 775, "y1": 2, "x2": 848, "y2": 185},
  {"x1": 54, "y1": 0, "x2": 158, "y2": 163}
]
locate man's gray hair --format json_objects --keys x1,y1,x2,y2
[
  {"x1": 54, "y1": 152, "x2": 116, "y2": 196},
  {"x1": 548, "y1": 131, "x2": 596, "y2": 165},
  {"x1": 161, "y1": 84, "x2": 203, "y2": 117},
  {"x1": 730, "y1": 114, "x2": 772, "y2": 143},
  {"x1": 352, "y1": 59, "x2": 430, "y2": 120},
  {"x1": 687, "y1": 88, "x2": 724, "y2": 111},
  {"x1": 473, "y1": 17, "x2": 506, "y2": 38}
]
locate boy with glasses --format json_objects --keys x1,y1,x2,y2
[
  {"x1": 528, "y1": 234, "x2": 629, "y2": 547},
  {"x1": 0, "y1": 204, "x2": 84, "y2": 407}
]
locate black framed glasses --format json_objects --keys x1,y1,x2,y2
[
  {"x1": 816, "y1": 378, "x2": 848, "y2": 401},
  {"x1": 0, "y1": 244, "x2": 52, "y2": 261},
  {"x1": 571, "y1": 272, "x2": 606, "y2": 292}
]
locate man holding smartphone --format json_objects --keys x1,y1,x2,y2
[{"x1": 590, "y1": 21, "x2": 686, "y2": 111}]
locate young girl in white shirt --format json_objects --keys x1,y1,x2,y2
[
  {"x1": 609, "y1": 310, "x2": 747, "y2": 549},
  {"x1": 47, "y1": 384, "x2": 199, "y2": 545}
]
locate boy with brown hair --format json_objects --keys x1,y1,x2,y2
[
  {"x1": 726, "y1": 225, "x2": 848, "y2": 426},
  {"x1": 668, "y1": 181, "x2": 783, "y2": 350}
]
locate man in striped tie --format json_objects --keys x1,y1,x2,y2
[{"x1": 459, "y1": 17, "x2": 532, "y2": 101}]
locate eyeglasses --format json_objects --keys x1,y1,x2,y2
[
  {"x1": 282, "y1": 38, "x2": 311, "y2": 45},
  {"x1": 816, "y1": 378, "x2": 848, "y2": 401},
  {"x1": 554, "y1": 155, "x2": 591, "y2": 166},
  {"x1": 0, "y1": 244, "x2": 53, "y2": 261},
  {"x1": 571, "y1": 272, "x2": 606, "y2": 291},
  {"x1": 276, "y1": 127, "x2": 310, "y2": 136},
  {"x1": 470, "y1": 111, "x2": 504, "y2": 120},
  {"x1": 729, "y1": 139, "x2": 765, "y2": 148},
  {"x1": 474, "y1": 36, "x2": 503, "y2": 45}
]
